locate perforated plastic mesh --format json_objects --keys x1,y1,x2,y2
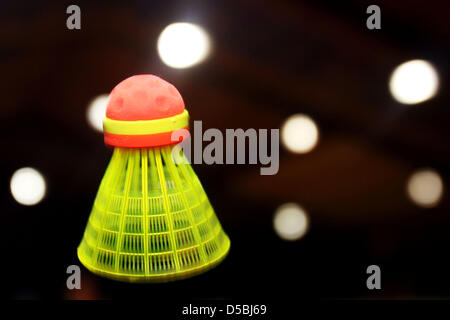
[{"x1": 77, "y1": 146, "x2": 230, "y2": 282}]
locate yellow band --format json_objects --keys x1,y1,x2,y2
[{"x1": 103, "y1": 110, "x2": 189, "y2": 135}]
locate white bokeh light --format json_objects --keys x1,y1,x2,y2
[
  {"x1": 157, "y1": 22, "x2": 211, "y2": 69},
  {"x1": 281, "y1": 114, "x2": 319, "y2": 154},
  {"x1": 389, "y1": 59, "x2": 439, "y2": 105},
  {"x1": 407, "y1": 168, "x2": 444, "y2": 208},
  {"x1": 87, "y1": 94, "x2": 109, "y2": 132},
  {"x1": 273, "y1": 203, "x2": 309, "y2": 241},
  {"x1": 10, "y1": 167, "x2": 46, "y2": 206}
]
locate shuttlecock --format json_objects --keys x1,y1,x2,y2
[{"x1": 77, "y1": 75, "x2": 230, "y2": 282}]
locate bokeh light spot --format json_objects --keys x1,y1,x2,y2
[
  {"x1": 87, "y1": 94, "x2": 109, "y2": 132},
  {"x1": 389, "y1": 59, "x2": 439, "y2": 105},
  {"x1": 273, "y1": 203, "x2": 309, "y2": 241},
  {"x1": 10, "y1": 167, "x2": 46, "y2": 206},
  {"x1": 157, "y1": 22, "x2": 211, "y2": 69},
  {"x1": 407, "y1": 168, "x2": 444, "y2": 208},
  {"x1": 281, "y1": 114, "x2": 319, "y2": 154}
]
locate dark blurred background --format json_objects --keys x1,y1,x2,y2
[{"x1": 1, "y1": 0, "x2": 449, "y2": 300}]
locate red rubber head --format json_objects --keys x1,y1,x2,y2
[
  {"x1": 103, "y1": 75, "x2": 188, "y2": 148},
  {"x1": 106, "y1": 74, "x2": 185, "y2": 121}
]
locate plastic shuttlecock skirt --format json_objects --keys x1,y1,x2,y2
[{"x1": 77, "y1": 146, "x2": 230, "y2": 282}]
